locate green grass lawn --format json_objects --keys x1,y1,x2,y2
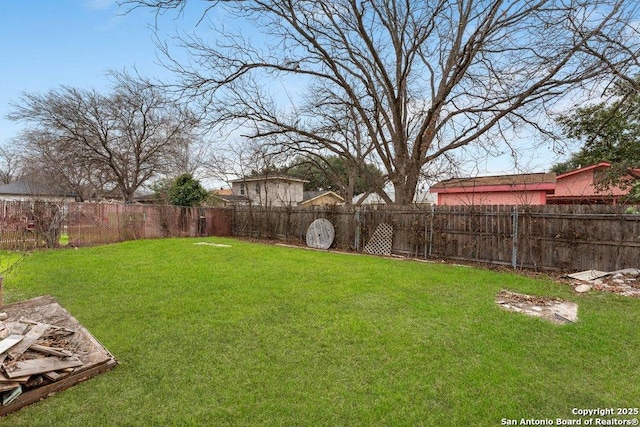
[{"x1": 1, "y1": 238, "x2": 639, "y2": 426}]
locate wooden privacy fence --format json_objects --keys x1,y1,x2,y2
[
  {"x1": 66, "y1": 203, "x2": 233, "y2": 246},
  {"x1": 3, "y1": 200, "x2": 638, "y2": 272},
  {"x1": 232, "y1": 204, "x2": 640, "y2": 272},
  {"x1": 0, "y1": 201, "x2": 233, "y2": 249}
]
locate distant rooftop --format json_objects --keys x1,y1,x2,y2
[
  {"x1": 0, "y1": 181, "x2": 74, "y2": 197},
  {"x1": 430, "y1": 172, "x2": 556, "y2": 190},
  {"x1": 229, "y1": 175, "x2": 308, "y2": 184},
  {"x1": 302, "y1": 190, "x2": 345, "y2": 203},
  {"x1": 212, "y1": 188, "x2": 233, "y2": 196}
]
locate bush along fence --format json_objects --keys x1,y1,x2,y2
[
  {"x1": 0, "y1": 201, "x2": 233, "y2": 250},
  {"x1": 232, "y1": 204, "x2": 640, "y2": 272}
]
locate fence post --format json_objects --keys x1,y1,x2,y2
[
  {"x1": 428, "y1": 205, "x2": 435, "y2": 258},
  {"x1": 511, "y1": 207, "x2": 519, "y2": 269},
  {"x1": 354, "y1": 208, "x2": 361, "y2": 252}
]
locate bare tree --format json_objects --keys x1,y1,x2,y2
[
  {"x1": 571, "y1": 4, "x2": 640, "y2": 94},
  {"x1": 0, "y1": 142, "x2": 23, "y2": 184},
  {"x1": 12, "y1": 129, "x2": 112, "y2": 201},
  {"x1": 8, "y1": 71, "x2": 201, "y2": 202},
  {"x1": 128, "y1": 0, "x2": 640, "y2": 204}
]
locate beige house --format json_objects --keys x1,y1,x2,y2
[{"x1": 230, "y1": 175, "x2": 308, "y2": 207}]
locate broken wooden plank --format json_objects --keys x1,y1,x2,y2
[
  {"x1": 0, "y1": 370, "x2": 29, "y2": 383},
  {"x1": 0, "y1": 357, "x2": 116, "y2": 416},
  {"x1": 0, "y1": 334, "x2": 24, "y2": 355},
  {"x1": 29, "y1": 344, "x2": 74, "y2": 358},
  {"x1": 42, "y1": 371, "x2": 63, "y2": 381},
  {"x1": 42, "y1": 370, "x2": 71, "y2": 382},
  {"x1": 0, "y1": 381, "x2": 19, "y2": 392},
  {"x1": 7, "y1": 323, "x2": 49, "y2": 360},
  {"x1": 4, "y1": 356, "x2": 83, "y2": 378},
  {"x1": 18, "y1": 318, "x2": 75, "y2": 335},
  {"x1": 566, "y1": 270, "x2": 609, "y2": 281}
]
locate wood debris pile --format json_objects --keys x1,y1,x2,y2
[
  {"x1": 0, "y1": 317, "x2": 81, "y2": 406},
  {"x1": 0, "y1": 296, "x2": 116, "y2": 417},
  {"x1": 566, "y1": 268, "x2": 640, "y2": 298},
  {"x1": 496, "y1": 290, "x2": 578, "y2": 325}
]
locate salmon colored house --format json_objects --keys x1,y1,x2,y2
[
  {"x1": 429, "y1": 163, "x2": 639, "y2": 206},
  {"x1": 548, "y1": 162, "x2": 639, "y2": 204},
  {"x1": 429, "y1": 172, "x2": 556, "y2": 206}
]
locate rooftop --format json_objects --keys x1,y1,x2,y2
[
  {"x1": 229, "y1": 175, "x2": 308, "y2": 184},
  {"x1": 0, "y1": 181, "x2": 74, "y2": 197},
  {"x1": 430, "y1": 172, "x2": 556, "y2": 190}
]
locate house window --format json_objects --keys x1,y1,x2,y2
[
  {"x1": 255, "y1": 183, "x2": 261, "y2": 195},
  {"x1": 240, "y1": 183, "x2": 246, "y2": 195}
]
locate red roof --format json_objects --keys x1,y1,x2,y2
[
  {"x1": 555, "y1": 162, "x2": 611, "y2": 180},
  {"x1": 429, "y1": 163, "x2": 638, "y2": 205},
  {"x1": 430, "y1": 172, "x2": 556, "y2": 194}
]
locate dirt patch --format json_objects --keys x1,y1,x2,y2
[
  {"x1": 496, "y1": 290, "x2": 578, "y2": 325},
  {"x1": 194, "y1": 242, "x2": 232, "y2": 248}
]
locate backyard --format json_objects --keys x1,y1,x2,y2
[{"x1": 1, "y1": 238, "x2": 638, "y2": 425}]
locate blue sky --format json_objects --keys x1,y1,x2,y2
[
  {"x1": 0, "y1": 0, "x2": 205, "y2": 144},
  {"x1": 0, "y1": 0, "x2": 570, "y2": 178}
]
